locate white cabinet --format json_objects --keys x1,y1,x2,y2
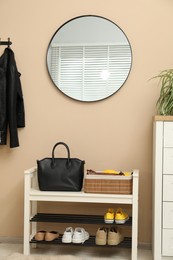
[
  {"x1": 23, "y1": 167, "x2": 139, "y2": 259},
  {"x1": 153, "y1": 116, "x2": 173, "y2": 259}
]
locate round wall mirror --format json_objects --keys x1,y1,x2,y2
[{"x1": 47, "y1": 15, "x2": 132, "y2": 102}]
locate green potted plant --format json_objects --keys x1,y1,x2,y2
[{"x1": 152, "y1": 69, "x2": 173, "y2": 115}]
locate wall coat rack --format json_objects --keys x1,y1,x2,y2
[{"x1": 0, "y1": 37, "x2": 12, "y2": 47}]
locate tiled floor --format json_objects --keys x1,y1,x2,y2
[{"x1": 0, "y1": 241, "x2": 152, "y2": 260}]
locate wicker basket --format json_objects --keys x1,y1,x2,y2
[{"x1": 83, "y1": 173, "x2": 132, "y2": 194}]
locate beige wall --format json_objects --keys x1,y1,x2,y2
[{"x1": 0, "y1": 0, "x2": 173, "y2": 244}]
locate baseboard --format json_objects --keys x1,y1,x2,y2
[{"x1": 0, "y1": 236, "x2": 23, "y2": 244}]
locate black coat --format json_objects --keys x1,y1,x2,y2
[{"x1": 0, "y1": 47, "x2": 25, "y2": 148}]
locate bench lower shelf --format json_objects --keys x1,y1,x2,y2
[{"x1": 30, "y1": 235, "x2": 132, "y2": 248}]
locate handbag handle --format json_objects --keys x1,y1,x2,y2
[{"x1": 51, "y1": 142, "x2": 70, "y2": 167}]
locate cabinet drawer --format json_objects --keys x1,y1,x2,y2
[
  {"x1": 164, "y1": 122, "x2": 173, "y2": 147},
  {"x1": 163, "y1": 148, "x2": 173, "y2": 174},
  {"x1": 162, "y1": 229, "x2": 173, "y2": 256},
  {"x1": 163, "y1": 175, "x2": 173, "y2": 201},
  {"x1": 163, "y1": 202, "x2": 173, "y2": 228}
]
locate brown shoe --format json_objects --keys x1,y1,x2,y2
[
  {"x1": 45, "y1": 231, "x2": 59, "y2": 241},
  {"x1": 95, "y1": 227, "x2": 107, "y2": 245},
  {"x1": 107, "y1": 227, "x2": 124, "y2": 245},
  {"x1": 34, "y1": 230, "x2": 46, "y2": 241}
]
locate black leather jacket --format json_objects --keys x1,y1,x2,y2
[{"x1": 0, "y1": 47, "x2": 25, "y2": 148}]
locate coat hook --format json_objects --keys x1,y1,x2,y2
[
  {"x1": 7, "y1": 37, "x2": 11, "y2": 48},
  {"x1": 0, "y1": 37, "x2": 12, "y2": 47}
]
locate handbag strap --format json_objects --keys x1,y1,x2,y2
[{"x1": 51, "y1": 142, "x2": 70, "y2": 166}]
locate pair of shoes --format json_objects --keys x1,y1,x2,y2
[
  {"x1": 62, "y1": 227, "x2": 89, "y2": 244},
  {"x1": 95, "y1": 226, "x2": 124, "y2": 246},
  {"x1": 104, "y1": 208, "x2": 129, "y2": 224},
  {"x1": 34, "y1": 230, "x2": 59, "y2": 241}
]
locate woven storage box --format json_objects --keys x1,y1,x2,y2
[{"x1": 84, "y1": 173, "x2": 132, "y2": 194}]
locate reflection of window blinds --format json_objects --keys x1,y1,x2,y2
[{"x1": 50, "y1": 44, "x2": 131, "y2": 101}]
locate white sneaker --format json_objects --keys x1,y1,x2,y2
[
  {"x1": 62, "y1": 227, "x2": 74, "y2": 243},
  {"x1": 72, "y1": 227, "x2": 89, "y2": 244}
]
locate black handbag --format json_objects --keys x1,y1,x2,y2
[{"x1": 37, "y1": 142, "x2": 85, "y2": 191}]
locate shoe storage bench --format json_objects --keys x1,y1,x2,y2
[{"x1": 23, "y1": 167, "x2": 139, "y2": 259}]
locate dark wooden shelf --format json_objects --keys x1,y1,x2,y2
[
  {"x1": 30, "y1": 213, "x2": 132, "y2": 226},
  {"x1": 30, "y1": 235, "x2": 132, "y2": 248}
]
